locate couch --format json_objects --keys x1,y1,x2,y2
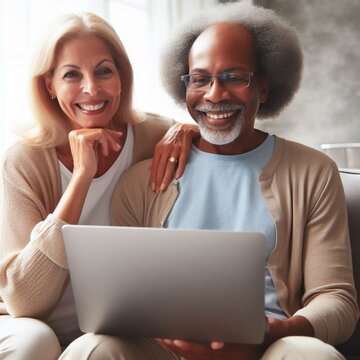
[{"x1": 337, "y1": 171, "x2": 360, "y2": 359}]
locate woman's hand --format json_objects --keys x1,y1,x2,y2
[
  {"x1": 150, "y1": 122, "x2": 200, "y2": 191},
  {"x1": 69, "y1": 128, "x2": 123, "y2": 179}
]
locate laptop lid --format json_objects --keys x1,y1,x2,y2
[{"x1": 62, "y1": 225, "x2": 266, "y2": 344}]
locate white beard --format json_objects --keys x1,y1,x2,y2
[{"x1": 197, "y1": 112, "x2": 244, "y2": 145}]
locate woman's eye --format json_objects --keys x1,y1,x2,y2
[
  {"x1": 62, "y1": 71, "x2": 79, "y2": 80},
  {"x1": 97, "y1": 67, "x2": 113, "y2": 77}
]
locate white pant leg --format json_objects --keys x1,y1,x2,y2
[
  {"x1": 261, "y1": 336, "x2": 345, "y2": 360},
  {"x1": 60, "y1": 333, "x2": 181, "y2": 360},
  {"x1": 0, "y1": 315, "x2": 61, "y2": 360}
]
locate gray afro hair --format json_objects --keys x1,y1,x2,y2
[{"x1": 160, "y1": 2, "x2": 303, "y2": 118}]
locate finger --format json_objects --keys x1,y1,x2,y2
[
  {"x1": 102, "y1": 130, "x2": 122, "y2": 153},
  {"x1": 175, "y1": 132, "x2": 192, "y2": 179},
  {"x1": 87, "y1": 129, "x2": 121, "y2": 156},
  {"x1": 155, "y1": 150, "x2": 173, "y2": 192},
  {"x1": 105, "y1": 129, "x2": 124, "y2": 138},
  {"x1": 151, "y1": 138, "x2": 182, "y2": 191},
  {"x1": 171, "y1": 340, "x2": 220, "y2": 359},
  {"x1": 155, "y1": 338, "x2": 173, "y2": 346},
  {"x1": 172, "y1": 340, "x2": 192, "y2": 350},
  {"x1": 155, "y1": 339, "x2": 178, "y2": 353},
  {"x1": 158, "y1": 141, "x2": 181, "y2": 191},
  {"x1": 150, "y1": 145, "x2": 163, "y2": 191},
  {"x1": 96, "y1": 135, "x2": 110, "y2": 156},
  {"x1": 156, "y1": 156, "x2": 170, "y2": 191},
  {"x1": 210, "y1": 341, "x2": 225, "y2": 350},
  {"x1": 159, "y1": 157, "x2": 178, "y2": 191}
]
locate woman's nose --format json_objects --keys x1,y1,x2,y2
[{"x1": 82, "y1": 75, "x2": 100, "y2": 96}]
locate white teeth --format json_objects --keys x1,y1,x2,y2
[
  {"x1": 78, "y1": 102, "x2": 105, "y2": 111},
  {"x1": 206, "y1": 111, "x2": 236, "y2": 119}
]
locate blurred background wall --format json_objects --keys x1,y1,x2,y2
[{"x1": 252, "y1": 0, "x2": 360, "y2": 149}]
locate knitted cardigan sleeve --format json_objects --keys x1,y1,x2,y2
[{"x1": 0, "y1": 142, "x2": 69, "y2": 318}]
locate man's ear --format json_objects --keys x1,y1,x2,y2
[{"x1": 259, "y1": 76, "x2": 269, "y2": 104}]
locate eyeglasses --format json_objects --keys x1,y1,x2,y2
[{"x1": 181, "y1": 70, "x2": 255, "y2": 92}]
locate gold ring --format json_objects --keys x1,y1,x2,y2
[{"x1": 168, "y1": 156, "x2": 178, "y2": 164}]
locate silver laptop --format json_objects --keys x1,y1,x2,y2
[{"x1": 62, "y1": 225, "x2": 266, "y2": 344}]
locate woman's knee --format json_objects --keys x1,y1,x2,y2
[
  {"x1": 60, "y1": 333, "x2": 179, "y2": 360},
  {"x1": 261, "y1": 336, "x2": 345, "y2": 360},
  {"x1": 0, "y1": 316, "x2": 61, "y2": 360}
]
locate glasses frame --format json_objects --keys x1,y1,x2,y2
[{"x1": 181, "y1": 71, "x2": 255, "y2": 92}]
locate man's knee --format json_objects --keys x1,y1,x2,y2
[
  {"x1": 261, "y1": 336, "x2": 345, "y2": 360},
  {"x1": 0, "y1": 316, "x2": 61, "y2": 360}
]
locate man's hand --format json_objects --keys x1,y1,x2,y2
[
  {"x1": 155, "y1": 316, "x2": 314, "y2": 360},
  {"x1": 156, "y1": 339, "x2": 260, "y2": 360},
  {"x1": 150, "y1": 122, "x2": 200, "y2": 191}
]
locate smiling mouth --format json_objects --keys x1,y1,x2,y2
[
  {"x1": 205, "y1": 111, "x2": 238, "y2": 120},
  {"x1": 77, "y1": 102, "x2": 107, "y2": 111}
]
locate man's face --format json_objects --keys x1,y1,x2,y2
[{"x1": 186, "y1": 23, "x2": 268, "y2": 153}]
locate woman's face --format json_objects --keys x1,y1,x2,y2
[{"x1": 46, "y1": 36, "x2": 121, "y2": 130}]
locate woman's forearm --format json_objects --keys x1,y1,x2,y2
[{"x1": 53, "y1": 173, "x2": 93, "y2": 224}]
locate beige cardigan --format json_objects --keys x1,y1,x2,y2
[
  {"x1": 111, "y1": 137, "x2": 359, "y2": 345},
  {"x1": 0, "y1": 112, "x2": 174, "y2": 319}
]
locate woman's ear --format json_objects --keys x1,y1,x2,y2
[{"x1": 44, "y1": 74, "x2": 56, "y2": 99}]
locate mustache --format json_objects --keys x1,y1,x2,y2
[{"x1": 195, "y1": 104, "x2": 243, "y2": 112}]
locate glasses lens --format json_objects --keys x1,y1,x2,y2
[
  {"x1": 188, "y1": 74, "x2": 211, "y2": 90},
  {"x1": 221, "y1": 72, "x2": 250, "y2": 87},
  {"x1": 182, "y1": 71, "x2": 252, "y2": 91}
]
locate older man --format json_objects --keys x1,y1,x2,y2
[{"x1": 63, "y1": 3, "x2": 358, "y2": 359}]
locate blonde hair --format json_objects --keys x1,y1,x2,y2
[{"x1": 24, "y1": 12, "x2": 136, "y2": 147}]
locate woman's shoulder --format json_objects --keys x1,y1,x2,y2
[{"x1": 2, "y1": 141, "x2": 57, "y2": 170}]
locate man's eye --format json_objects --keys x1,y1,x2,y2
[
  {"x1": 224, "y1": 73, "x2": 248, "y2": 83},
  {"x1": 190, "y1": 75, "x2": 209, "y2": 85}
]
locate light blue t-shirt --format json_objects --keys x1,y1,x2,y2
[{"x1": 165, "y1": 135, "x2": 287, "y2": 319}]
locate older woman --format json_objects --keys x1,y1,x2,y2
[{"x1": 0, "y1": 12, "x2": 197, "y2": 359}]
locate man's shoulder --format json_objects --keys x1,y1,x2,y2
[
  {"x1": 278, "y1": 137, "x2": 337, "y2": 168},
  {"x1": 113, "y1": 159, "x2": 154, "y2": 211},
  {"x1": 120, "y1": 159, "x2": 152, "y2": 187},
  {"x1": 262, "y1": 137, "x2": 339, "y2": 185}
]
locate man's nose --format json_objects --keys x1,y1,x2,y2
[{"x1": 203, "y1": 78, "x2": 231, "y2": 102}]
